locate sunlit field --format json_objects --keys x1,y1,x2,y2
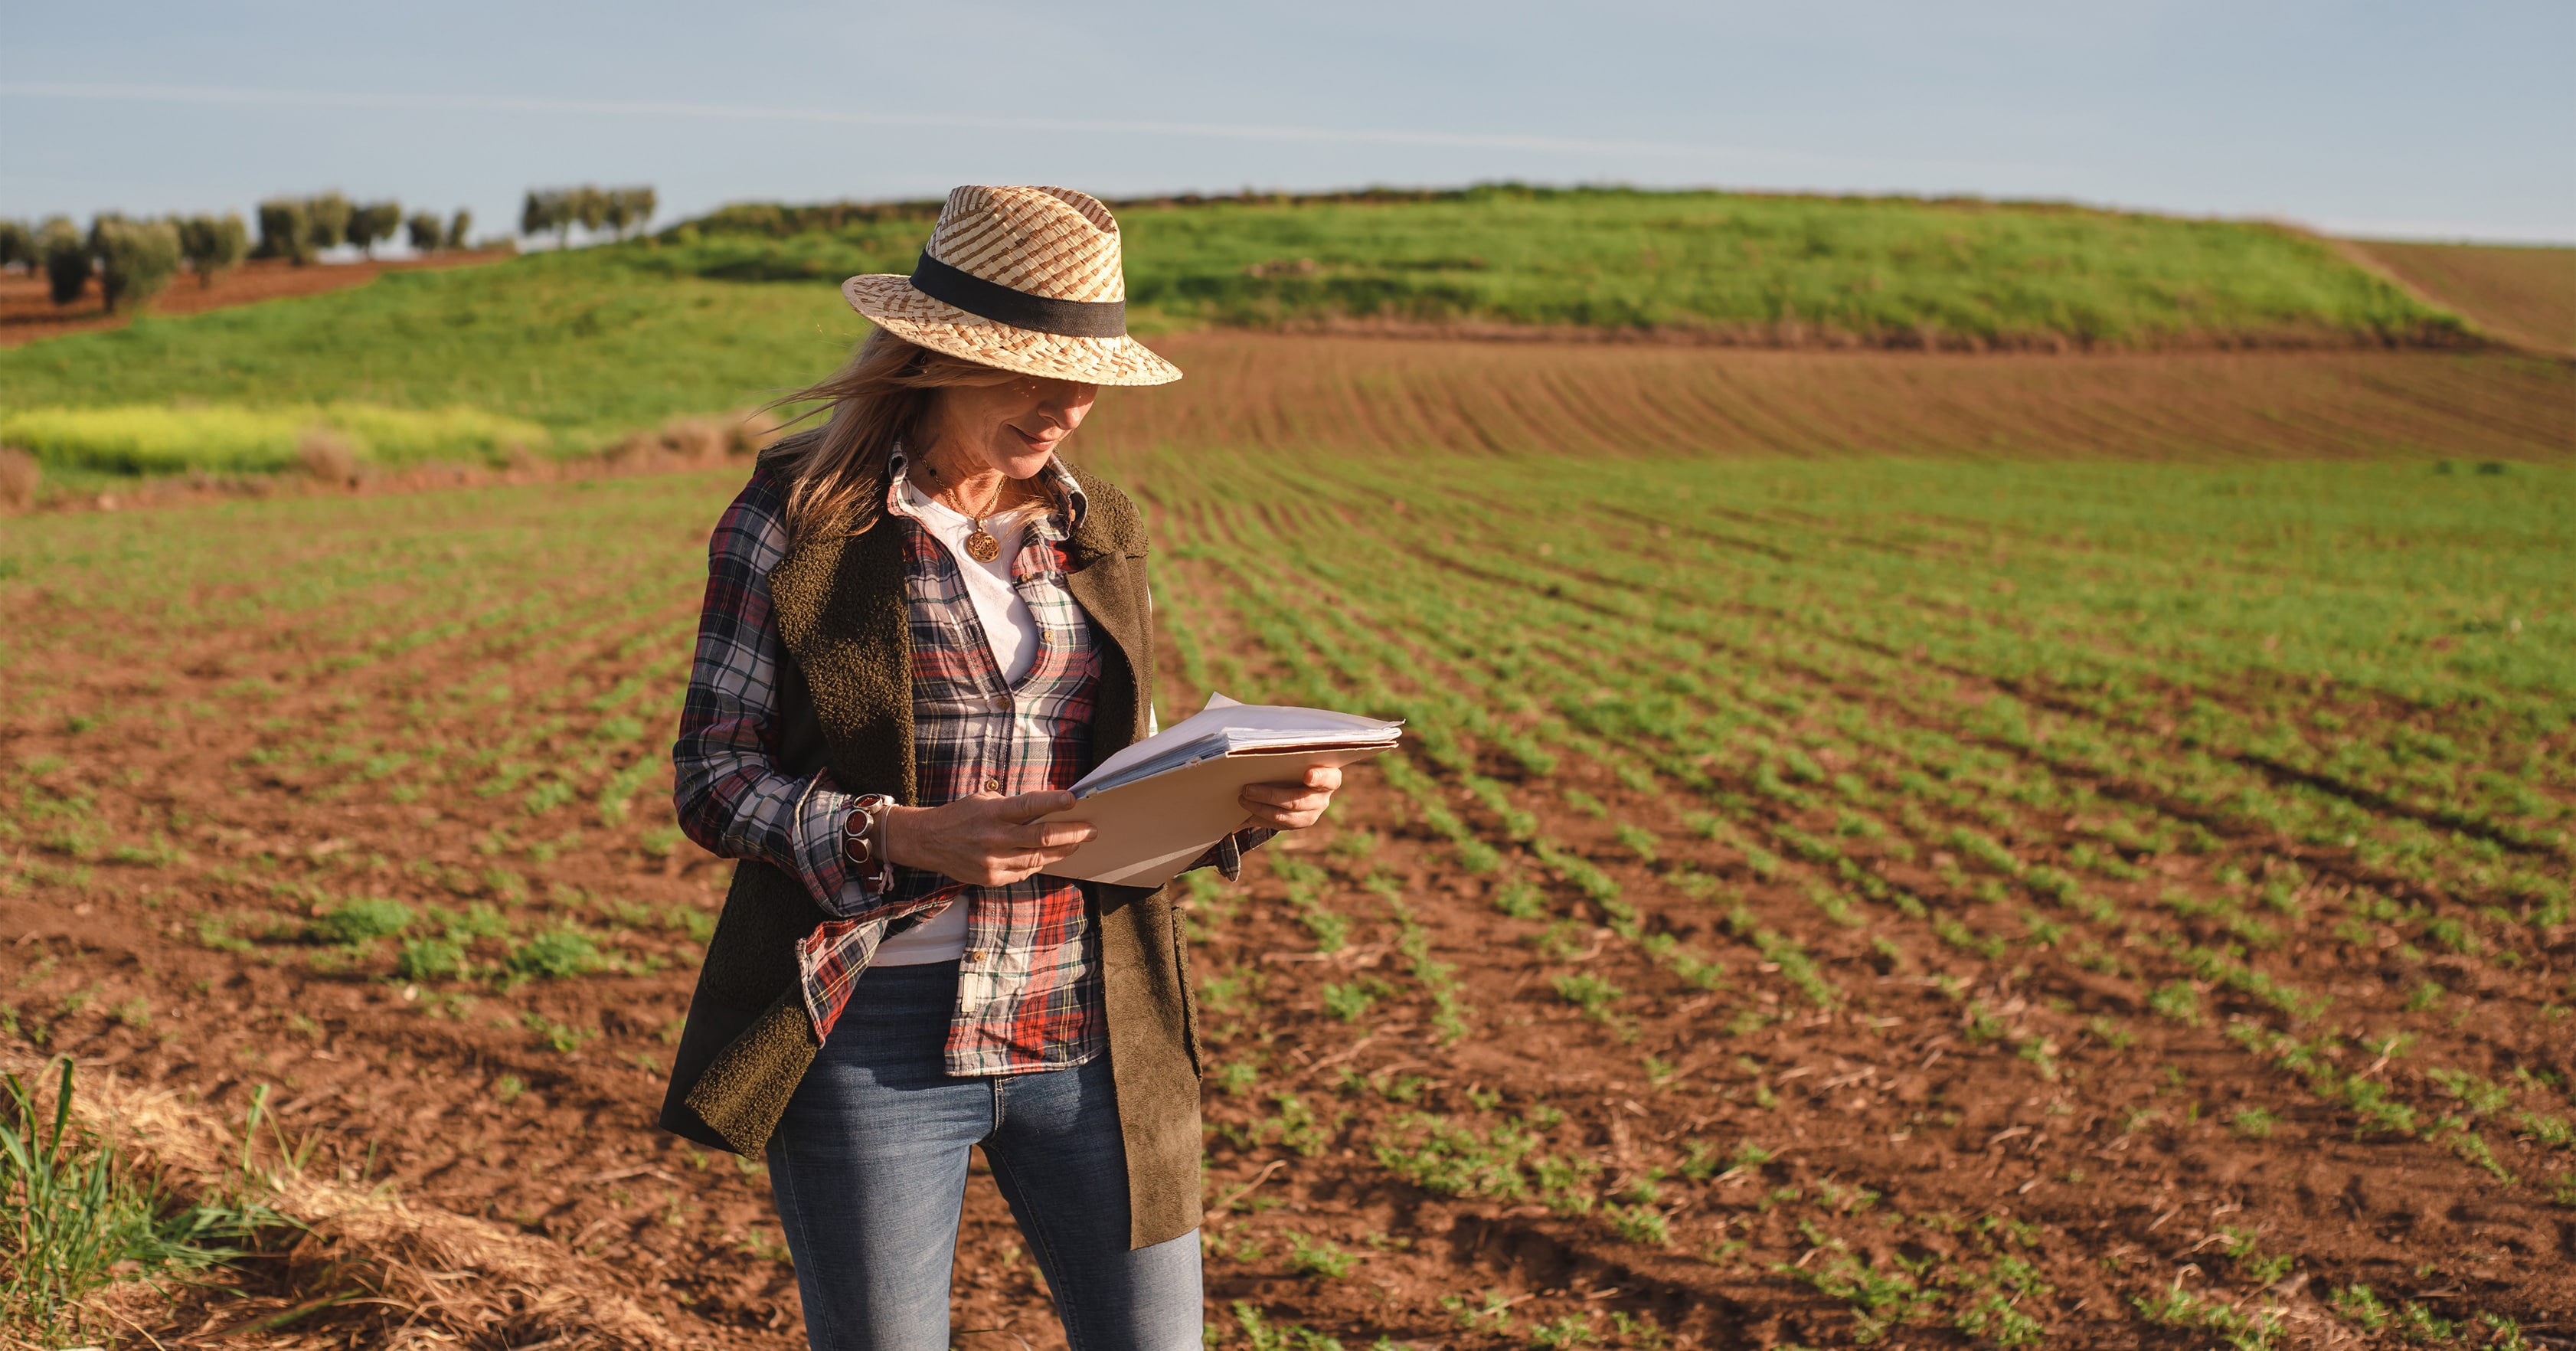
[{"x1": 4, "y1": 429, "x2": 2568, "y2": 1344}]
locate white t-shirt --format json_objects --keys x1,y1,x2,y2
[{"x1": 870, "y1": 480, "x2": 1050, "y2": 966}]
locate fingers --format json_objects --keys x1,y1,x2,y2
[
  {"x1": 954, "y1": 823, "x2": 1092, "y2": 885},
  {"x1": 1239, "y1": 767, "x2": 1339, "y2": 833},
  {"x1": 994, "y1": 790, "x2": 1079, "y2": 823},
  {"x1": 1240, "y1": 781, "x2": 1334, "y2": 812},
  {"x1": 1025, "y1": 819, "x2": 1096, "y2": 850}
]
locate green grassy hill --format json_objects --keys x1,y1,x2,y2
[
  {"x1": 0, "y1": 254, "x2": 864, "y2": 474},
  {"x1": 661, "y1": 186, "x2": 2467, "y2": 348},
  {"x1": 0, "y1": 186, "x2": 2483, "y2": 480}
]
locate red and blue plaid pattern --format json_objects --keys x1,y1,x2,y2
[
  {"x1": 797, "y1": 458, "x2": 1109, "y2": 1073},
  {"x1": 672, "y1": 466, "x2": 858, "y2": 899},
  {"x1": 674, "y1": 453, "x2": 1264, "y2": 1078}
]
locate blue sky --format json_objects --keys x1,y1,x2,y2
[{"x1": 5, "y1": 1, "x2": 2570, "y2": 244}]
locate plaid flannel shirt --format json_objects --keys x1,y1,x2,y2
[{"x1": 673, "y1": 451, "x2": 1264, "y2": 1077}]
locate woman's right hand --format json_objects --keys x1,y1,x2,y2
[{"x1": 878, "y1": 791, "x2": 1096, "y2": 887}]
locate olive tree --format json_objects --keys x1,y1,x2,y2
[
  {"x1": 347, "y1": 200, "x2": 403, "y2": 257},
  {"x1": 257, "y1": 198, "x2": 312, "y2": 263},
  {"x1": 406, "y1": 211, "x2": 443, "y2": 252},
  {"x1": 178, "y1": 213, "x2": 249, "y2": 286},
  {"x1": 306, "y1": 192, "x2": 351, "y2": 254},
  {"x1": 521, "y1": 189, "x2": 566, "y2": 245},
  {"x1": 40, "y1": 217, "x2": 89, "y2": 305},
  {"x1": 94, "y1": 217, "x2": 181, "y2": 312},
  {"x1": 0, "y1": 220, "x2": 34, "y2": 272},
  {"x1": 603, "y1": 185, "x2": 658, "y2": 239},
  {"x1": 570, "y1": 186, "x2": 608, "y2": 238},
  {"x1": 444, "y1": 208, "x2": 474, "y2": 250}
]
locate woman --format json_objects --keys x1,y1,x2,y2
[{"x1": 659, "y1": 185, "x2": 1338, "y2": 1350}]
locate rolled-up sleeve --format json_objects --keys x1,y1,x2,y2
[{"x1": 670, "y1": 471, "x2": 888, "y2": 918}]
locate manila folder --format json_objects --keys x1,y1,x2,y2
[{"x1": 1037, "y1": 744, "x2": 1391, "y2": 888}]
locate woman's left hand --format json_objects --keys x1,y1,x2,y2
[{"x1": 1239, "y1": 764, "x2": 1342, "y2": 831}]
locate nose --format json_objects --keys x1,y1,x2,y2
[{"x1": 1031, "y1": 380, "x2": 1097, "y2": 428}]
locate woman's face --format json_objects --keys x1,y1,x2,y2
[{"x1": 927, "y1": 375, "x2": 1098, "y2": 480}]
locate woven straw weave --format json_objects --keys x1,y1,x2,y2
[{"x1": 842, "y1": 185, "x2": 1181, "y2": 386}]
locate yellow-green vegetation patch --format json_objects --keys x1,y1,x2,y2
[
  {"x1": 0, "y1": 255, "x2": 857, "y2": 469},
  {"x1": 2, "y1": 403, "x2": 555, "y2": 475}
]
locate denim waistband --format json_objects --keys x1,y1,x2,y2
[{"x1": 826, "y1": 959, "x2": 963, "y2": 1043}]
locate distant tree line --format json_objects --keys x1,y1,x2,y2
[
  {"x1": 2, "y1": 184, "x2": 655, "y2": 312},
  {"x1": 0, "y1": 191, "x2": 482, "y2": 313},
  {"x1": 253, "y1": 193, "x2": 473, "y2": 264},
  {"x1": 0, "y1": 212, "x2": 246, "y2": 312},
  {"x1": 520, "y1": 186, "x2": 656, "y2": 247}
]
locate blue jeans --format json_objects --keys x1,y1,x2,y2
[{"x1": 763, "y1": 961, "x2": 1202, "y2": 1351}]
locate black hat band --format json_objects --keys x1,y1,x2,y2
[{"x1": 909, "y1": 253, "x2": 1127, "y2": 339}]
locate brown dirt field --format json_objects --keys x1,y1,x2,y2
[
  {"x1": 5, "y1": 538, "x2": 2569, "y2": 1348},
  {"x1": 0, "y1": 252, "x2": 511, "y2": 350},
  {"x1": 2339, "y1": 240, "x2": 2576, "y2": 358},
  {"x1": 2, "y1": 339, "x2": 2570, "y2": 1346},
  {"x1": 1081, "y1": 334, "x2": 2574, "y2": 464},
  {"x1": 19, "y1": 338, "x2": 2569, "y2": 521}
]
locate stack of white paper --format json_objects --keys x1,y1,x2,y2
[
  {"x1": 1071, "y1": 693, "x2": 1404, "y2": 797},
  {"x1": 1039, "y1": 693, "x2": 1404, "y2": 887}
]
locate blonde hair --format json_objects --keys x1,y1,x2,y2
[{"x1": 769, "y1": 329, "x2": 1024, "y2": 545}]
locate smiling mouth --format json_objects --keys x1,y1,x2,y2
[{"x1": 1014, "y1": 427, "x2": 1061, "y2": 452}]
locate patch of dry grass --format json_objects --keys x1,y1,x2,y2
[{"x1": 1, "y1": 1052, "x2": 678, "y2": 1350}]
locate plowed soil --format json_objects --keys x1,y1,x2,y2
[
  {"x1": 1085, "y1": 335, "x2": 2574, "y2": 466},
  {"x1": 0, "y1": 252, "x2": 508, "y2": 349},
  {"x1": 2340, "y1": 240, "x2": 2576, "y2": 357},
  {"x1": 2, "y1": 342, "x2": 2570, "y2": 1347},
  {"x1": 15, "y1": 337, "x2": 2574, "y2": 520}
]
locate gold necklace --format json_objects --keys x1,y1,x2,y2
[{"x1": 923, "y1": 463, "x2": 1022, "y2": 564}]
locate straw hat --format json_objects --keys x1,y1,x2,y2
[{"x1": 840, "y1": 185, "x2": 1182, "y2": 387}]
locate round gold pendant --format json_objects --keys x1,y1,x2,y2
[{"x1": 963, "y1": 528, "x2": 1002, "y2": 564}]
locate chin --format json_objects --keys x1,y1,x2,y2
[{"x1": 1000, "y1": 443, "x2": 1061, "y2": 476}]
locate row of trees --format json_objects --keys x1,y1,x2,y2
[
  {"x1": 255, "y1": 194, "x2": 472, "y2": 264},
  {"x1": 520, "y1": 186, "x2": 656, "y2": 246},
  {"x1": 2, "y1": 182, "x2": 658, "y2": 311},
  {"x1": 0, "y1": 214, "x2": 256, "y2": 312},
  {"x1": 0, "y1": 190, "x2": 480, "y2": 312}
]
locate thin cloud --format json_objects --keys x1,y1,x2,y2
[{"x1": 0, "y1": 80, "x2": 2054, "y2": 180}]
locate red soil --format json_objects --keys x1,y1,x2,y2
[
  {"x1": 4, "y1": 484, "x2": 2569, "y2": 1344},
  {"x1": 2340, "y1": 240, "x2": 2576, "y2": 358},
  {"x1": 2, "y1": 335, "x2": 2570, "y2": 1345},
  {"x1": 14, "y1": 336, "x2": 2571, "y2": 520},
  {"x1": 0, "y1": 251, "x2": 511, "y2": 349},
  {"x1": 1090, "y1": 333, "x2": 2574, "y2": 465}
]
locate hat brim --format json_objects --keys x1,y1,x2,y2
[{"x1": 841, "y1": 275, "x2": 1182, "y2": 387}]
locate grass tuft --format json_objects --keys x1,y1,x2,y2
[{"x1": 0, "y1": 1058, "x2": 267, "y2": 1337}]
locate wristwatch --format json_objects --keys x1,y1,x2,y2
[{"x1": 842, "y1": 793, "x2": 897, "y2": 891}]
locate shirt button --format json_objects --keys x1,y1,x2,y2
[
  {"x1": 966, "y1": 950, "x2": 986, "y2": 963},
  {"x1": 982, "y1": 776, "x2": 1002, "y2": 792}
]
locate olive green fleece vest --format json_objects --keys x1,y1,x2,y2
[{"x1": 655, "y1": 451, "x2": 1207, "y2": 1251}]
